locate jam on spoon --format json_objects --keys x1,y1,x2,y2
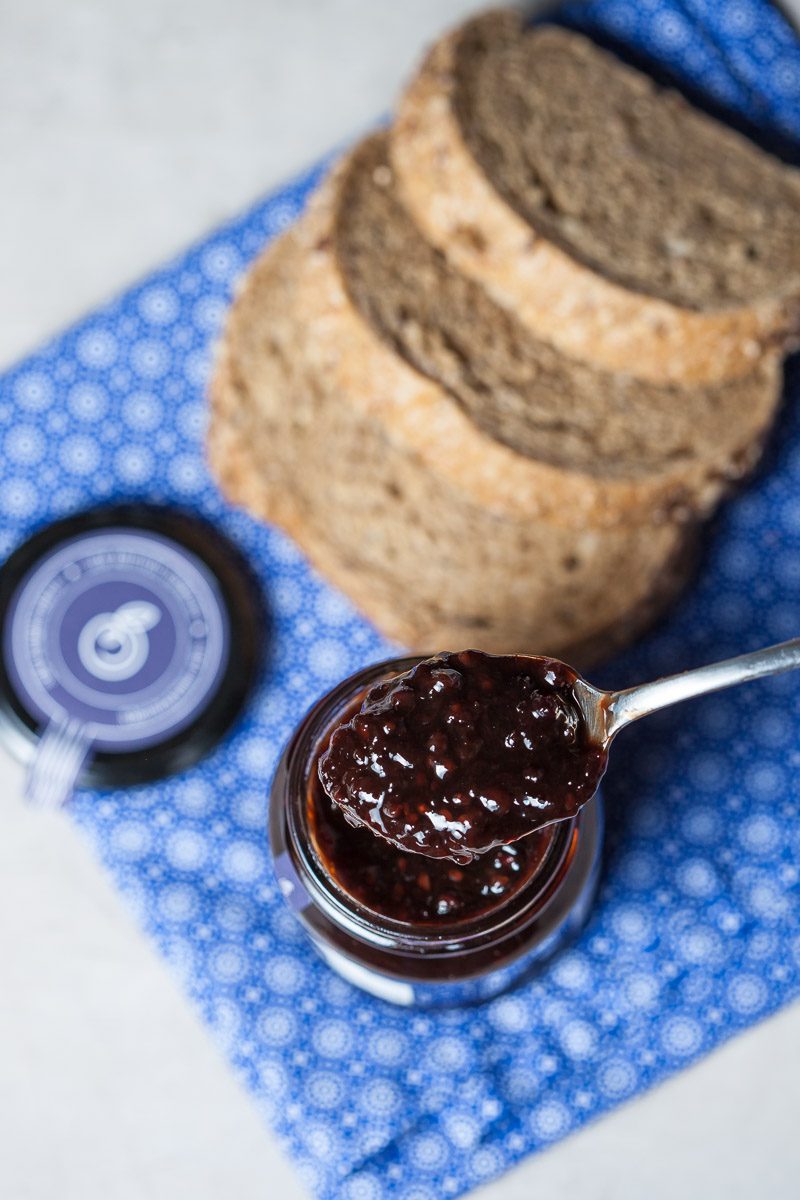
[
  {"x1": 318, "y1": 649, "x2": 608, "y2": 864},
  {"x1": 319, "y1": 637, "x2": 800, "y2": 867}
]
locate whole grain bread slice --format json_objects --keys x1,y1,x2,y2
[
  {"x1": 208, "y1": 202, "x2": 697, "y2": 663},
  {"x1": 336, "y1": 134, "x2": 781, "y2": 519},
  {"x1": 211, "y1": 314, "x2": 696, "y2": 665},
  {"x1": 392, "y1": 9, "x2": 800, "y2": 384}
]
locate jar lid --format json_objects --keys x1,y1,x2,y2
[{"x1": 0, "y1": 503, "x2": 263, "y2": 805}]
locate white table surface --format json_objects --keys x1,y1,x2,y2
[{"x1": 2, "y1": 3, "x2": 800, "y2": 1197}]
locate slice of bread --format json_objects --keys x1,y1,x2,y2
[
  {"x1": 209, "y1": 182, "x2": 698, "y2": 663},
  {"x1": 392, "y1": 9, "x2": 800, "y2": 384},
  {"x1": 211, "y1": 320, "x2": 696, "y2": 666},
  {"x1": 337, "y1": 135, "x2": 781, "y2": 522}
]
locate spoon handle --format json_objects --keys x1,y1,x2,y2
[{"x1": 605, "y1": 637, "x2": 800, "y2": 739}]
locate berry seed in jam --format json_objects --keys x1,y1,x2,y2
[{"x1": 318, "y1": 650, "x2": 608, "y2": 864}]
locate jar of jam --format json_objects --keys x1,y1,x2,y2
[{"x1": 270, "y1": 656, "x2": 603, "y2": 1007}]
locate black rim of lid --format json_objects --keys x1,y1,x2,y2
[{"x1": 0, "y1": 502, "x2": 265, "y2": 789}]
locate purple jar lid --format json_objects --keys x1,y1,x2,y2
[{"x1": 0, "y1": 504, "x2": 263, "y2": 804}]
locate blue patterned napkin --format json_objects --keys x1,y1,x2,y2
[{"x1": 2, "y1": 2, "x2": 800, "y2": 1197}]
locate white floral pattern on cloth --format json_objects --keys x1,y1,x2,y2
[{"x1": 2, "y1": 2, "x2": 800, "y2": 1197}]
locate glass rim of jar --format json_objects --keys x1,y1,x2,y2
[{"x1": 277, "y1": 653, "x2": 593, "y2": 953}]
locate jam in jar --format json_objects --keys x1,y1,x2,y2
[{"x1": 270, "y1": 656, "x2": 603, "y2": 1007}]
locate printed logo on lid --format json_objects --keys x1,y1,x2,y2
[{"x1": 4, "y1": 528, "x2": 230, "y2": 750}]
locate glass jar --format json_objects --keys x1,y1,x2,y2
[{"x1": 270, "y1": 656, "x2": 603, "y2": 1007}]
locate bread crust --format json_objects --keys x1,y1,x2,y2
[{"x1": 391, "y1": 10, "x2": 800, "y2": 385}]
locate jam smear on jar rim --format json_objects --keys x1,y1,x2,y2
[{"x1": 318, "y1": 649, "x2": 608, "y2": 864}]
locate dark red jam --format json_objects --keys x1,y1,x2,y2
[
  {"x1": 308, "y1": 768, "x2": 557, "y2": 923},
  {"x1": 318, "y1": 650, "x2": 607, "y2": 863}
]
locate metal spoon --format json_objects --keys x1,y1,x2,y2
[
  {"x1": 573, "y1": 637, "x2": 800, "y2": 747},
  {"x1": 317, "y1": 642, "x2": 800, "y2": 863}
]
